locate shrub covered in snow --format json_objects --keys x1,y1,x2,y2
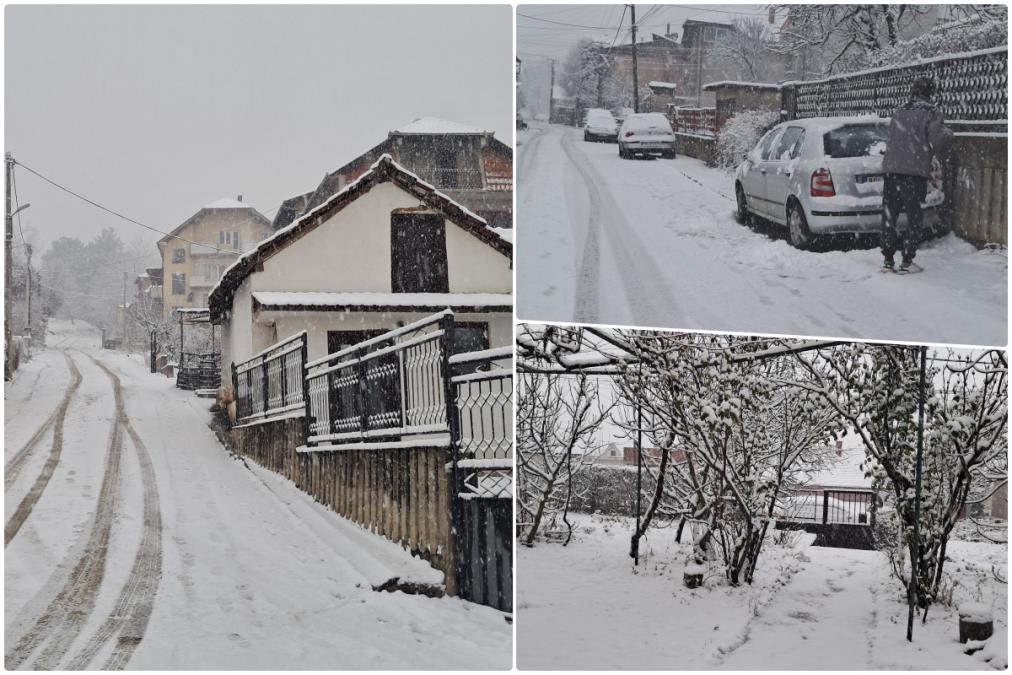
[{"x1": 714, "y1": 110, "x2": 780, "y2": 169}]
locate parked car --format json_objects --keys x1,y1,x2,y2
[
  {"x1": 583, "y1": 108, "x2": 619, "y2": 142},
  {"x1": 612, "y1": 106, "x2": 634, "y2": 126},
  {"x1": 734, "y1": 116, "x2": 945, "y2": 249},
  {"x1": 618, "y1": 113, "x2": 676, "y2": 159}
]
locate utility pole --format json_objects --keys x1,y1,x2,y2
[
  {"x1": 5, "y1": 153, "x2": 13, "y2": 379},
  {"x1": 25, "y1": 243, "x2": 32, "y2": 343},
  {"x1": 630, "y1": 4, "x2": 639, "y2": 113},
  {"x1": 122, "y1": 271, "x2": 128, "y2": 351},
  {"x1": 548, "y1": 59, "x2": 556, "y2": 124}
]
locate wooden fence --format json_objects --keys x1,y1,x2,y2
[{"x1": 229, "y1": 311, "x2": 513, "y2": 611}]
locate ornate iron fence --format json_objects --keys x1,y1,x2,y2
[
  {"x1": 782, "y1": 46, "x2": 1008, "y2": 134},
  {"x1": 669, "y1": 105, "x2": 717, "y2": 137},
  {"x1": 449, "y1": 347, "x2": 514, "y2": 500},
  {"x1": 178, "y1": 352, "x2": 221, "y2": 391},
  {"x1": 304, "y1": 312, "x2": 451, "y2": 447},
  {"x1": 232, "y1": 332, "x2": 307, "y2": 424}
]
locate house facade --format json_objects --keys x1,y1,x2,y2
[
  {"x1": 158, "y1": 197, "x2": 272, "y2": 318},
  {"x1": 209, "y1": 155, "x2": 513, "y2": 404},
  {"x1": 274, "y1": 118, "x2": 513, "y2": 233}
]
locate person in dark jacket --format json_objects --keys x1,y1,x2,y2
[{"x1": 880, "y1": 76, "x2": 953, "y2": 272}]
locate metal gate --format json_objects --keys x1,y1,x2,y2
[{"x1": 447, "y1": 344, "x2": 513, "y2": 613}]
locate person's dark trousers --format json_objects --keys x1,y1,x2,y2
[{"x1": 880, "y1": 173, "x2": 928, "y2": 263}]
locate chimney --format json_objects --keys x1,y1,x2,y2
[
  {"x1": 237, "y1": 194, "x2": 243, "y2": 202},
  {"x1": 667, "y1": 23, "x2": 671, "y2": 35}
]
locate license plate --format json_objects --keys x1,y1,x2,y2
[{"x1": 856, "y1": 174, "x2": 883, "y2": 184}]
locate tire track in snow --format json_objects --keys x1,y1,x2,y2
[
  {"x1": 5, "y1": 353, "x2": 81, "y2": 491},
  {"x1": 5, "y1": 351, "x2": 126, "y2": 670},
  {"x1": 67, "y1": 355, "x2": 163, "y2": 671},
  {"x1": 559, "y1": 130, "x2": 683, "y2": 326}
]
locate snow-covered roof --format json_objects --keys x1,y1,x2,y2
[
  {"x1": 393, "y1": 117, "x2": 491, "y2": 135},
  {"x1": 648, "y1": 81, "x2": 677, "y2": 89},
  {"x1": 207, "y1": 154, "x2": 512, "y2": 321},
  {"x1": 252, "y1": 291, "x2": 513, "y2": 312},
  {"x1": 703, "y1": 80, "x2": 782, "y2": 91},
  {"x1": 202, "y1": 197, "x2": 253, "y2": 210},
  {"x1": 798, "y1": 447, "x2": 873, "y2": 489}
]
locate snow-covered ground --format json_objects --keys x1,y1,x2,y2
[
  {"x1": 517, "y1": 513, "x2": 1007, "y2": 670},
  {"x1": 5, "y1": 320, "x2": 511, "y2": 670},
  {"x1": 517, "y1": 123, "x2": 1007, "y2": 346}
]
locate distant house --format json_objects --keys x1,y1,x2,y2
[
  {"x1": 208, "y1": 154, "x2": 513, "y2": 401},
  {"x1": 158, "y1": 197, "x2": 272, "y2": 317},
  {"x1": 593, "y1": 443, "x2": 626, "y2": 466},
  {"x1": 277, "y1": 118, "x2": 513, "y2": 232}
]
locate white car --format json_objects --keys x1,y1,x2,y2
[
  {"x1": 583, "y1": 108, "x2": 618, "y2": 142},
  {"x1": 734, "y1": 116, "x2": 945, "y2": 249},
  {"x1": 618, "y1": 113, "x2": 676, "y2": 159}
]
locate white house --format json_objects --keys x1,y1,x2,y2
[{"x1": 207, "y1": 154, "x2": 513, "y2": 399}]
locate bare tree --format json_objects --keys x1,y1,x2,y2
[
  {"x1": 793, "y1": 345, "x2": 1007, "y2": 612},
  {"x1": 712, "y1": 17, "x2": 779, "y2": 82}
]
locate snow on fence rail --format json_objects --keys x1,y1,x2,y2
[
  {"x1": 782, "y1": 46, "x2": 1008, "y2": 133},
  {"x1": 450, "y1": 346, "x2": 513, "y2": 500},
  {"x1": 304, "y1": 312, "x2": 451, "y2": 446},
  {"x1": 232, "y1": 331, "x2": 308, "y2": 425}
]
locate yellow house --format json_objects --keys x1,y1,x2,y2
[{"x1": 158, "y1": 197, "x2": 271, "y2": 318}]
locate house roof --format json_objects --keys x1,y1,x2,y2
[
  {"x1": 252, "y1": 291, "x2": 513, "y2": 314},
  {"x1": 203, "y1": 197, "x2": 253, "y2": 210},
  {"x1": 207, "y1": 154, "x2": 513, "y2": 321},
  {"x1": 798, "y1": 447, "x2": 873, "y2": 489},
  {"x1": 703, "y1": 80, "x2": 782, "y2": 91},
  {"x1": 648, "y1": 81, "x2": 677, "y2": 89},
  {"x1": 270, "y1": 191, "x2": 314, "y2": 231},
  {"x1": 157, "y1": 198, "x2": 271, "y2": 247},
  {"x1": 392, "y1": 117, "x2": 492, "y2": 135}
]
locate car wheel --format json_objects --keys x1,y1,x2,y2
[
  {"x1": 735, "y1": 183, "x2": 751, "y2": 226},
  {"x1": 788, "y1": 201, "x2": 815, "y2": 250},
  {"x1": 584, "y1": 131, "x2": 589, "y2": 142},
  {"x1": 663, "y1": 150, "x2": 675, "y2": 159},
  {"x1": 619, "y1": 145, "x2": 627, "y2": 159}
]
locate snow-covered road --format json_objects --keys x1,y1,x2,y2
[
  {"x1": 5, "y1": 320, "x2": 511, "y2": 670},
  {"x1": 517, "y1": 123, "x2": 1007, "y2": 346}
]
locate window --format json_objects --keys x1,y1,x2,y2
[
  {"x1": 219, "y1": 230, "x2": 241, "y2": 250},
  {"x1": 772, "y1": 126, "x2": 805, "y2": 161},
  {"x1": 757, "y1": 128, "x2": 782, "y2": 161},
  {"x1": 823, "y1": 124, "x2": 889, "y2": 159},
  {"x1": 172, "y1": 248, "x2": 186, "y2": 264},
  {"x1": 390, "y1": 213, "x2": 449, "y2": 293},
  {"x1": 452, "y1": 322, "x2": 490, "y2": 375},
  {"x1": 171, "y1": 273, "x2": 186, "y2": 295}
]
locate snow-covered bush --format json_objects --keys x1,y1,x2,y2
[{"x1": 714, "y1": 110, "x2": 779, "y2": 169}]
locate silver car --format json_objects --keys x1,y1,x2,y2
[
  {"x1": 618, "y1": 113, "x2": 676, "y2": 159},
  {"x1": 734, "y1": 116, "x2": 945, "y2": 249}
]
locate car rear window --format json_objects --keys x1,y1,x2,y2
[
  {"x1": 823, "y1": 124, "x2": 889, "y2": 158},
  {"x1": 626, "y1": 115, "x2": 672, "y2": 132}
]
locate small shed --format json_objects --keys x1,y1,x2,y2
[{"x1": 703, "y1": 81, "x2": 782, "y2": 133}]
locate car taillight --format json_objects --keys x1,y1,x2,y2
[{"x1": 810, "y1": 168, "x2": 836, "y2": 197}]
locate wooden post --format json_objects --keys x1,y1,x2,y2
[
  {"x1": 822, "y1": 489, "x2": 830, "y2": 525},
  {"x1": 357, "y1": 345, "x2": 369, "y2": 436},
  {"x1": 438, "y1": 313, "x2": 462, "y2": 595}
]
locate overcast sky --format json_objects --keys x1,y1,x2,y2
[{"x1": 5, "y1": 4, "x2": 512, "y2": 259}]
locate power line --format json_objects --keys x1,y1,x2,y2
[{"x1": 13, "y1": 159, "x2": 251, "y2": 254}]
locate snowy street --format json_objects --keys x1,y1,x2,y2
[
  {"x1": 5, "y1": 320, "x2": 511, "y2": 670},
  {"x1": 517, "y1": 514, "x2": 1007, "y2": 671},
  {"x1": 516, "y1": 123, "x2": 1007, "y2": 346}
]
